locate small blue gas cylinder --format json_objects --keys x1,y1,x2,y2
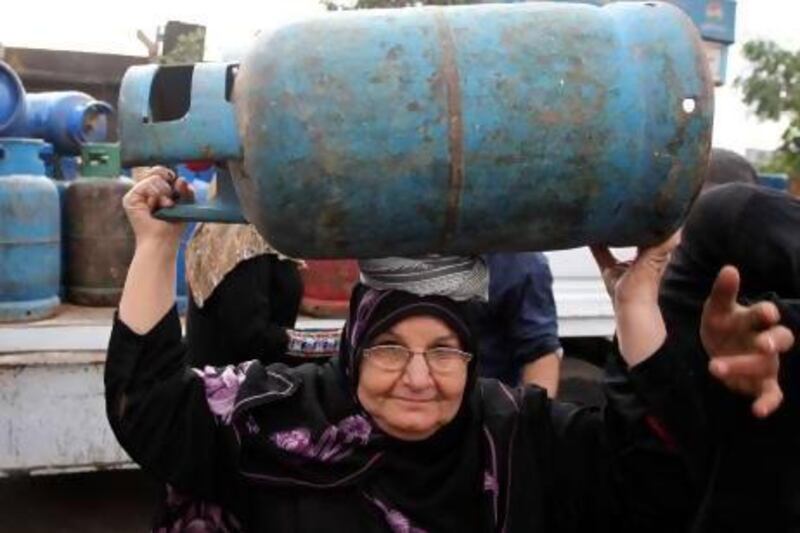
[{"x1": 0, "y1": 138, "x2": 61, "y2": 321}]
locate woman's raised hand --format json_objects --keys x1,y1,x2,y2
[
  {"x1": 702, "y1": 266, "x2": 795, "y2": 418},
  {"x1": 122, "y1": 166, "x2": 194, "y2": 247},
  {"x1": 590, "y1": 232, "x2": 680, "y2": 309},
  {"x1": 589, "y1": 233, "x2": 680, "y2": 367}
]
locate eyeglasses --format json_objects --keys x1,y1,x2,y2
[{"x1": 361, "y1": 344, "x2": 473, "y2": 375}]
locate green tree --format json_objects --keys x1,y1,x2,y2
[{"x1": 736, "y1": 40, "x2": 800, "y2": 175}]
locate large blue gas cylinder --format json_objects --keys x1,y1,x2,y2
[
  {"x1": 8, "y1": 92, "x2": 113, "y2": 156},
  {"x1": 0, "y1": 62, "x2": 113, "y2": 156},
  {"x1": 119, "y1": 1, "x2": 713, "y2": 258},
  {"x1": 0, "y1": 139, "x2": 61, "y2": 321}
]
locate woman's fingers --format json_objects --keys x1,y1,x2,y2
[
  {"x1": 752, "y1": 379, "x2": 784, "y2": 418},
  {"x1": 148, "y1": 165, "x2": 177, "y2": 183},
  {"x1": 713, "y1": 318, "x2": 794, "y2": 363},
  {"x1": 144, "y1": 181, "x2": 171, "y2": 208},
  {"x1": 590, "y1": 245, "x2": 617, "y2": 272},
  {"x1": 125, "y1": 174, "x2": 195, "y2": 215},
  {"x1": 745, "y1": 300, "x2": 781, "y2": 330},
  {"x1": 772, "y1": 325, "x2": 795, "y2": 353},
  {"x1": 709, "y1": 352, "x2": 778, "y2": 380},
  {"x1": 638, "y1": 231, "x2": 681, "y2": 262},
  {"x1": 751, "y1": 324, "x2": 795, "y2": 355},
  {"x1": 708, "y1": 322, "x2": 793, "y2": 419},
  {"x1": 705, "y1": 266, "x2": 740, "y2": 316},
  {"x1": 158, "y1": 194, "x2": 176, "y2": 209},
  {"x1": 127, "y1": 173, "x2": 179, "y2": 212},
  {"x1": 708, "y1": 324, "x2": 792, "y2": 379},
  {"x1": 174, "y1": 177, "x2": 196, "y2": 203}
]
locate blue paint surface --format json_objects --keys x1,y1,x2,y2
[
  {"x1": 120, "y1": 2, "x2": 713, "y2": 258},
  {"x1": 0, "y1": 139, "x2": 61, "y2": 321},
  {"x1": 119, "y1": 63, "x2": 241, "y2": 164},
  {"x1": 758, "y1": 173, "x2": 789, "y2": 192}
]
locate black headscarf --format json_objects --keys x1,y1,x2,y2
[
  {"x1": 340, "y1": 283, "x2": 479, "y2": 398},
  {"x1": 345, "y1": 284, "x2": 486, "y2": 532},
  {"x1": 232, "y1": 283, "x2": 491, "y2": 532},
  {"x1": 702, "y1": 148, "x2": 758, "y2": 191}
]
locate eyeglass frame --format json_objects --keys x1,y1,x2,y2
[{"x1": 361, "y1": 344, "x2": 473, "y2": 375}]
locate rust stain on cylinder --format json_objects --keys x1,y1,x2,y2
[{"x1": 434, "y1": 10, "x2": 465, "y2": 247}]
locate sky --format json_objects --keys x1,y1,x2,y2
[{"x1": 0, "y1": 0, "x2": 797, "y2": 156}]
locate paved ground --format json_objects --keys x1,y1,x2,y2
[{"x1": 0, "y1": 469, "x2": 158, "y2": 533}]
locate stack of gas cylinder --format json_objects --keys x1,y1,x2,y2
[{"x1": 0, "y1": 60, "x2": 133, "y2": 321}]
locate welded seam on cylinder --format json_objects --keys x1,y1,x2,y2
[{"x1": 434, "y1": 10, "x2": 465, "y2": 247}]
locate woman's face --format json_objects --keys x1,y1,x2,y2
[{"x1": 357, "y1": 315, "x2": 469, "y2": 441}]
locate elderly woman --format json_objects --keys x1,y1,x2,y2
[{"x1": 107, "y1": 169, "x2": 792, "y2": 532}]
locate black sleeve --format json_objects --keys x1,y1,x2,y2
[
  {"x1": 541, "y1": 340, "x2": 711, "y2": 533},
  {"x1": 105, "y1": 307, "x2": 235, "y2": 499}
]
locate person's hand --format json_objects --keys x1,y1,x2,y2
[
  {"x1": 590, "y1": 233, "x2": 680, "y2": 367},
  {"x1": 590, "y1": 232, "x2": 681, "y2": 309},
  {"x1": 122, "y1": 166, "x2": 194, "y2": 247},
  {"x1": 702, "y1": 266, "x2": 795, "y2": 418}
]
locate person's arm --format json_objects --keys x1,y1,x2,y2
[
  {"x1": 701, "y1": 266, "x2": 794, "y2": 417},
  {"x1": 539, "y1": 343, "x2": 703, "y2": 532},
  {"x1": 590, "y1": 235, "x2": 678, "y2": 367},
  {"x1": 538, "y1": 242, "x2": 793, "y2": 531},
  {"x1": 118, "y1": 167, "x2": 191, "y2": 333},
  {"x1": 107, "y1": 168, "x2": 236, "y2": 498},
  {"x1": 507, "y1": 253, "x2": 563, "y2": 395},
  {"x1": 592, "y1": 236, "x2": 794, "y2": 418},
  {"x1": 106, "y1": 306, "x2": 237, "y2": 499}
]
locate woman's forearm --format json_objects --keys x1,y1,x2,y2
[
  {"x1": 615, "y1": 301, "x2": 667, "y2": 368},
  {"x1": 119, "y1": 239, "x2": 180, "y2": 334}
]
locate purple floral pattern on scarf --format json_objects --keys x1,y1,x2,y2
[
  {"x1": 272, "y1": 428, "x2": 312, "y2": 452},
  {"x1": 366, "y1": 495, "x2": 427, "y2": 533},
  {"x1": 192, "y1": 362, "x2": 253, "y2": 425},
  {"x1": 270, "y1": 414, "x2": 372, "y2": 462}
]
